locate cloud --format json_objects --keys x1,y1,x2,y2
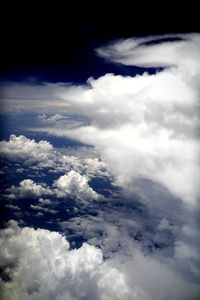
[
  {"x1": 8, "y1": 179, "x2": 53, "y2": 198},
  {"x1": 38, "y1": 197, "x2": 52, "y2": 205},
  {"x1": 36, "y1": 33, "x2": 200, "y2": 206},
  {"x1": 5, "y1": 204, "x2": 21, "y2": 211},
  {"x1": 5, "y1": 171, "x2": 100, "y2": 202},
  {"x1": 42, "y1": 71, "x2": 199, "y2": 204},
  {"x1": 37, "y1": 113, "x2": 86, "y2": 129},
  {"x1": 30, "y1": 204, "x2": 57, "y2": 214},
  {"x1": 1, "y1": 34, "x2": 200, "y2": 299},
  {"x1": 0, "y1": 221, "x2": 199, "y2": 300},
  {"x1": 0, "y1": 134, "x2": 56, "y2": 168},
  {"x1": 0, "y1": 82, "x2": 71, "y2": 113},
  {"x1": 38, "y1": 113, "x2": 66, "y2": 124},
  {"x1": 96, "y1": 33, "x2": 200, "y2": 70},
  {"x1": 54, "y1": 170, "x2": 100, "y2": 200},
  {"x1": 58, "y1": 183, "x2": 200, "y2": 287},
  {"x1": 0, "y1": 220, "x2": 128, "y2": 300},
  {"x1": 0, "y1": 134, "x2": 109, "y2": 178}
]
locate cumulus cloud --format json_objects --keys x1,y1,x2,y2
[
  {"x1": 0, "y1": 134, "x2": 109, "y2": 178},
  {"x1": 54, "y1": 170, "x2": 100, "y2": 200},
  {"x1": 0, "y1": 221, "x2": 199, "y2": 300},
  {"x1": 0, "y1": 220, "x2": 128, "y2": 300},
  {"x1": 8, "y1": 179, "x2": 53, "y2": 198},
  {"x1": 5, "y1": 172, "x2": 99, "y2": 202},
  {"x1": 0, "y1": 134, "x2": 56, "y2": 168}
]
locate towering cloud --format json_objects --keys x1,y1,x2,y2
[
  {"x1": 54, "y1": 170, "x2": 100, "y2": 200},
  {"x1": 51, "y1": 33, "x2": 199, "y2": 206}
]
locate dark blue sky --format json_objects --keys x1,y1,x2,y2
[{"x1": 1, "y1": 3, "x2": 200, "y2": 83}]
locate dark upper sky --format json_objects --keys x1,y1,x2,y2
[{"x1": 1, "y1": 4, "x2": 200, "y2": 82}]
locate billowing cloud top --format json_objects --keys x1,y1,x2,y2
[{"x1": 46, "y1": 34, "x2": 199, "y2": 206}]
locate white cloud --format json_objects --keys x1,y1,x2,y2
[
  {"x1": 0, "y1": 134, "x2": 56, "y2": 168},
  {"x1": 0, "y1": 221, "x2": 128, "y2": 300},
  {"x1": 60, "y1": 154, "x2": 108, "y2": 178},
  {"x1": 8, "y1": 179, "x2": 53, "y2": 198},
  {"x1": 39, "y1": 33, "x2": 200, "y2": 206},
  {"x1": 5, "y1": 171, "x2": 100, "y2": 202},
  {"x1": 96, "y1": 33, "x2": 200, "y2": 70},
  {"x1": 0, "y1": 221, "x2": 199, "y2": 300},
  {"x1": 37, "y1": 113, "x2": 85, "y2": 129},
  {"x1": 0, "y1": 134, "x2": 109, "y2": 178},
  {"x1": 1, "y1": 34, "x2": 200, "y2": 299},
  {"x1": 54, "y1": 170, "x2": 100, "y2": 200},
  {"x1": 38, "y1": 198, "x2": 52, "y2": 205},
  {"x1": 30, "y1": 204, "x2": 57, "y2": 214}
]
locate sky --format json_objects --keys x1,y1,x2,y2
[{"x1": 0, "y1": 6, "x2": 200, "y2": 300}]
